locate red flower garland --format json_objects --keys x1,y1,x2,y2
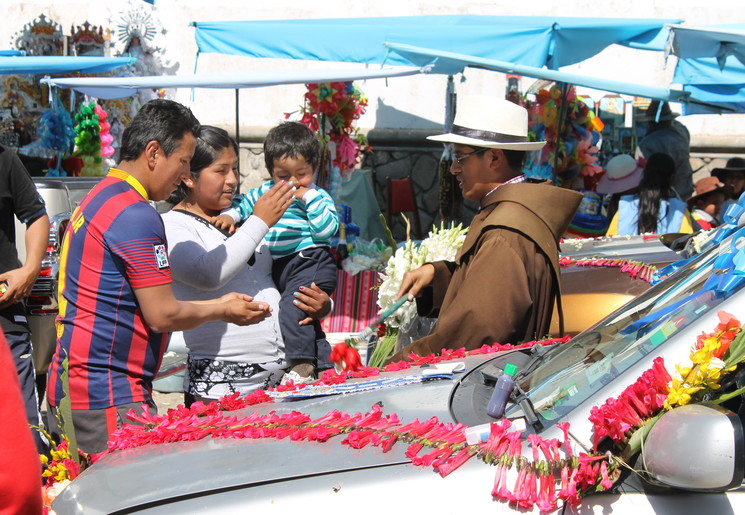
[
  {"x1": 560, "y1": 256, "x2": 657, "y2": 283},
  {"x1": 588, "y1": 356, "x2": 671, "y2": 450}
]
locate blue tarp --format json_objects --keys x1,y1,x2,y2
[
  {"x1": 192, "y1": 15, "x2": 679, "y2": 74},
  {"x1": 663, "y1": 25, "x2": 745, "y2": 114},
  {"x1": 667, "y1": 24, "x2": 745, "y2": 67},
  {"x1": 41, "y1": 66, "x2": 424, "y2": 99},
  {"x1": 675, "y1": 56, "x2": 745, "y2": 114},
  {"x1": 385, "y1": 42, "x2": 690, "y2": 104},
  {"x1": 0, "y1": 55, "x2": 135, "y2": 75}
]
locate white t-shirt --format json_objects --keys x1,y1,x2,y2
[{"x1": 161, "y1": 210, "x2": 284, "y2": 364}]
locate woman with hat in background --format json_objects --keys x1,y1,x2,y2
[
  {"x1": 606, "y1": 152, "x2": 696, "y2": 236},
  {"x1": 687, "y1": 176, "x2": 733, "y2": 230},
  {"x1": 596, "y1": 154, "x2": 644, "y2": 222}
]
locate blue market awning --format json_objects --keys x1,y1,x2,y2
[
  {"x1": 673, "y1": 56, "x2": 745, "y2": 114},
  {"x1": 0, "y1": 55, "x2": 135, "y2": 75},
  {"x1": 667, "y1": 24, "x2": 745, "y2": 67},
  {"x1": 41, "y1": 65, "x2": 425, "y2": 99},
  {"x1": 385, "y1": 42, "x2": 690, "y2": 104},
  {"x1": 191, "y1": 15, "x2": 679, "y2": 74},
  {"x1": 665, "y1": 25, "x2": 745, "y2": 113}
]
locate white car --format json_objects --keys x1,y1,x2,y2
[{"x1": 50, "y1": 223, "x2": 745, "y2": 514}]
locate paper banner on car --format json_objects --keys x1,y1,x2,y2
[{"x1": 268, "y1": 373, "x2": 450, "y2": 400}]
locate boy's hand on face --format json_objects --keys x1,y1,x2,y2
[
  {"x1": 293, "y1": 186, "x2": 309, "y2": 199},
  {"x1": 211, "y1": 214, "x2": 237, "y2": 234}
]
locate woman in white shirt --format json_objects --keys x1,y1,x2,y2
[{"x1": 162, "y1": 126, "x2": 331, "y2": 405}]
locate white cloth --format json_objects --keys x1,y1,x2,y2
[{"x1": 161, "y1": 211, "x2": 285, "y2": 364}]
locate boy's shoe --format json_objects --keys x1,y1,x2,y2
[{"x1": 280, "y1": 369, "x2": 315, "y2": 385}]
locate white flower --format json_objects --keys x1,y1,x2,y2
[{"x1": 377, "y1": 222, "x2": 468, "y2": 328}]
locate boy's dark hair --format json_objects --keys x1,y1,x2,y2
[
  {"x1": 263, "y1": 121, "x2": 321, "y2": 173},
  {"x1": 168, "y1": 125, "x2": 238, "y2": 205},
  {"x1": 119, "y1": 99, "x2": 200, "y2": 162}
]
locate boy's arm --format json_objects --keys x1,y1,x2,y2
[
  {"x1": 225, "y1": 187, "x2": 263, "y2": 222},
  {"x1": 301, "y1": 189, "x2": 340, "y2": 241}
]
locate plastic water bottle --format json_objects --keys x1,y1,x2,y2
[{"x1": 487, "y1": 363, "x2": 518, "y2": 419}]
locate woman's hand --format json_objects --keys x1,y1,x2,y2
[
  {"x1": 294, "y1": 282, "x2": 332, "y2": 325},
  {"x1": 253, "y1": 181, "x2": 296, "y2": 227},
  {"x1": 396, "y1": 263, "x2": 435, "y2": 300}
]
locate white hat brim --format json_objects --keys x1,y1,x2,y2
[
  {"x1": 427, "y1": 132, "x2": 546, "y2": 151},
  {"x1": 595, "y1": 167, "x2": 643, "y2": 194}
]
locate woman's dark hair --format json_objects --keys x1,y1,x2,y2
[
  {"x1": 263, "y1": 121, "x2": 321, "y2": 173},
  {"x1": 167, "y1": 126, "x2": 238, "y2": 205},
  {"x1": 637, "y1": 152, "x2": 676, "y2": 233},
  {"x1": 119, "y1": 99, "x2": 200, "y2": 161}
]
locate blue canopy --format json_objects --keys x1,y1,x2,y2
[
  {"x1": 667, "y1": 24, "x2": 745, "y2": 67},
  {"x1": 385, "y1": 42, "x2": 690, "y2": 104},
  {"x1": 665, "y1": 25, "x2": 745, "y2": 113},
  {"x1": 41, "y1": 66, "x2": 424, "y2": 99},
  {"x1": 0, "y1": 55, "x2": 135, "y2": 75},
  {"x1": 192, "y1": 15, "x2": 679, "y2": 74}
]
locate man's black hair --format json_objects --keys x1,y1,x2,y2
[
  {"x1": 119, "y1": 99, "x2": 200, "y2": 162},
  {"x1": 502, "y1": 149, "x2": 526, "y2": 171},
  {"x1": 263, "y1": 121, "x2": 321, "y2": 173}
]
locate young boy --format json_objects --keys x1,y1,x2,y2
[
  {"x1": 687, "y1": 176, "x2": 733, "y2": 230},
  {"x1": 214, "y1": 121, "x2": 339, "y2": 384}
]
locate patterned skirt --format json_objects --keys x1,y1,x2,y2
[{"x1": 184, "y1": 355, "x2": 287, "y2": 399}]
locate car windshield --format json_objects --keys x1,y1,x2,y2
[{"x1": 510, "y1": 232, "x2": 745, "y2": 424}]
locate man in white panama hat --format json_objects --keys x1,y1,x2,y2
[{"x1": 388, "y1": 95, "x2": 582, "y2": 361}]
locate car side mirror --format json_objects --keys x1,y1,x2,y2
[{"x1": 642, "y1": 402, "x2": 744, "y2": 492}]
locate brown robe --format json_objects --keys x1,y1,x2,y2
[{"x1": 389, "y1": 181, "x2": 582, "y2": 360}]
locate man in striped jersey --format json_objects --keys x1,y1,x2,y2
[
  {"x1": 47, "y1": 100, "x2": 272, "y2": 454},
  {"x1": 214, "y1": 122, "x2": 339, "y2": 384}
]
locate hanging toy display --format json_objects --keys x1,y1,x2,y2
[
  {"x1": 73, "y1": 101, "x2": 104, "y2": 176},
  {"x1": 95, "y1": 104, "x2": 115, "y2": 161},
  {"x1": 39, "y1": 95, "x2": 75, "y2": 176},
  {"x1": 523, "y1": 84, "x2": 604, "y2": 189}
]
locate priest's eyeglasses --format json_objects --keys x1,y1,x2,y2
[{"x1": 453, "y1": 148, "x2": 487, "y2": 165}]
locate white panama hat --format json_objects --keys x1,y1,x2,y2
[{"x1": 428, "y1": 95, "x2": 545, "y2": 151}]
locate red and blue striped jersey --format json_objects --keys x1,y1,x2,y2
[{"x1": 47, "y1": 169, "x2": 172, "y2": 410}]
